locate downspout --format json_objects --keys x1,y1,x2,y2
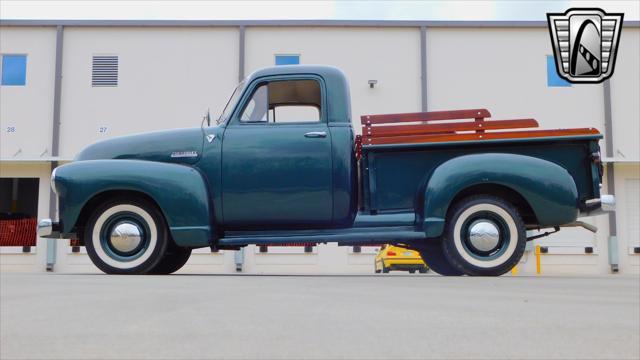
[
  {"x1": 420, "y1": 26, "x2": 427, "y2": 112},
  {"x1": 46, "y1": 25, "x2": 64, "y2": 271},
  {"x1": 234, "y1": 25, "x2": 246, "y2": 272},
  {"x1": 603, "y1": 79, "x2": 618, "y2": 273}
]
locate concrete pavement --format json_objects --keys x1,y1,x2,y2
[{"x1": 1, "y1": 273, "x2": 639, "y2": 359}]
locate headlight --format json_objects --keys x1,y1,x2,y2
[{"x1": 50, "y1": 167, "x2": 58, "y2": 194}]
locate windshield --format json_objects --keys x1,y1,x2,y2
[{"x1": 217, "y1": 80, "x2": 246, "y2": 124}]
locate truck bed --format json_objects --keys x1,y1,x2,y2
[{"x1": 357, "y1": 109, "x2": 603, "y2": 217}]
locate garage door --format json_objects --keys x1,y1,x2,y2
[{"x1": 626, "y1": 179, "x2": 640, "y2": 250}]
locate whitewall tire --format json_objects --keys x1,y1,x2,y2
[
  {"x1": 84, "y1": 198, "x2": 169, "y2": 275},
  {"x1": 442, "y1": 195, "x2": 526, "y2": 276}
]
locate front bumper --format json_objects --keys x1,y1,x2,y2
[
  {"x1": 583, "y1": 195, "x2": 615, "y2": 216},
  {"x1": 37, "y1": 219, "x2": 60, "y2": 238}
]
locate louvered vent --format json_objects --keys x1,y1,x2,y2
[{"x1": 92, "y1": 55, "x2": 118, "y2": 87}]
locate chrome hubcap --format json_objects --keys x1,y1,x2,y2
[
  {"x1": 468, "y1": 220, "x2": 500, "y2": 252},
  {"x1": 109, "y1": 222, "x2": 143, "y2": 253}
]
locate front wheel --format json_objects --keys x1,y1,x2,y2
[
  {"x1": 149, "y1": 243, "x2": 192, "y2": 274},
  {"x1": 442, "y1": 195, "x2": 526, "y2": 276},
  {"x1": 84, "y1": 198, "x2": 169, "y2": 275}
]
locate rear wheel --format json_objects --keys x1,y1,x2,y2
[
  {"x1": 84, "y1": 197, "x2": 169, "y2": 275},
  {"x1": 442, "y1": 195, "x2": 526, "y2": 276},
  {"x1": 419, "y1": 267, "x2": 428, "y2": 274},
  {"x1": 416, "y1": 241, "x2": 463, "y2": 276},
  {"x1": 409, "y1": 269, "x2": 416, "y2": 274}
]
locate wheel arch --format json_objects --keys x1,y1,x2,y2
[
  {"x1": 54, "y1": 159, "x2": 214, "y2": 247},
  {"x1": 418, "y1": 153, "x2": 579, "y2": 238},
  {"x1": 448, "y1": 183, "x2": 537, "y2": 225},
  {"x1": 74, "y1": 190, "x2": 163, "y2": 245}
]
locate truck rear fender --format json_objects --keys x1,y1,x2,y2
[
  {"x1": 53, "y1": 160, "x2": 213, "y2": 247},
  {"x1": 417, "y1": 153, "x2": 579, "y2": 238}
]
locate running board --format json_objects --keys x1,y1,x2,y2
[{"x1": 218, "y1": 226, "x2": 426, "y2": 247}]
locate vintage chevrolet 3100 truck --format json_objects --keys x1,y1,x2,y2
[{"x1": 38, "y1": 65, "x2": 614, "y2": 276}]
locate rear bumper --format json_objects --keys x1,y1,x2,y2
[
  {"x1": 583, "y1": 195, "x2": 615, "y2": 216},
  {"x1": 388, "y1": 263, "x2": 427, "y2": 271},
  {"x1": 37, "y1": 219, "x2": 60, "y2": 238}
]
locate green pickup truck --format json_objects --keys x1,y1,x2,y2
[{"x1": 39, "y1": 65, "x2": 614, "y2": 276}]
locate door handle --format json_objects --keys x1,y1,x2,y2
[{"x1": 304, "y1": 131, "x2": 327, "y2": 138}]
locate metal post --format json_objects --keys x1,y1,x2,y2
[
  {"x1": 420, "y1": 26, "x2": 427, "y2": 112},
  {"x1": 603, "y1": 79, "x2": 618, "y2": 272},
  {"x1": 238, "y1": 25, "x2": 245, "y2": 82},
  {"x1": 46, "y1": 25, "x2": 64, "y2": 271}
]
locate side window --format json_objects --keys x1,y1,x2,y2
[
  {"x1": 239, "y1": 79, "x2": 321, "y2": 124},
  {"x1": 240, "y1": 84, "x2": 268, "y2": 122}
]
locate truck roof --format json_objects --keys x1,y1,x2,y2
[{"x1": 246, "y1": 65, "x2": 352, "y2": 124}]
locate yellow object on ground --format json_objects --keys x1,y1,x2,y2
[
  {"x1": 535, "y1": 245, "x2": 541, "y2": 275},
  {"x1": 374, "y1": 244, "x2": 429, "y2": 274}
]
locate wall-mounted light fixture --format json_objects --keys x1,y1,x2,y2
[{"x1": 368, "y1": 80, "x2": 378, "y2": 88}]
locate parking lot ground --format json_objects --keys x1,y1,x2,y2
[{"x1": 1, "y1": 273, "x2": 639, "y2": 360}]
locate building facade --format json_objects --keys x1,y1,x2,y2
[{"x1": 1, "y1": 20, "x2": 638, "y2": 274}]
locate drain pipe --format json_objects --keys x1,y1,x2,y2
[
  {"x1": 46, "y1": 25, "x2": 64, "y2": 271},
  {"x1": 603, "y1": 80, "x2": 618, "y2": 273}
]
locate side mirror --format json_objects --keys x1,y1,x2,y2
[{"x1": 206, "y1": 109, "x2": 211, "y2": 127}]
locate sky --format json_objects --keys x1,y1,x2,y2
[{"x1": 1, "y1": 0, "x2": 639, "y2": 21}]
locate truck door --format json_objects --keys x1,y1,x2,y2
[{"x1": 221, "y1": 77, "x2": 333, "y2": 228}]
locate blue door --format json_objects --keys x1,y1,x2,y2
[{"x1": 221, "y1": 78, "x2": 333, "y2": 228}]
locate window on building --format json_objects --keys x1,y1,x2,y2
[
  {"x1": 92, "y1": 55, "x2": 118, "y2": 87},
  {"x1": 0, "y1": 178, "x2": 39, "y2": 253},
  {"x1": 1, "y1": 54, "x2": 27, "y2": 86},
  {"x1": 239, "y1": 79, "x2": 321, "y2": 123},
  {"x1": 547, "y1": 55, "x2": 571, "y2": 87},
  {"x1": 275, "y1": 54, "x2": 300, "y2": 66}
]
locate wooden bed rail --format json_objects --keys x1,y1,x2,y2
[
  {"x1": 361, "y1": 108, "x2": 491, "y2": 125},
  {"x1": 359, "y1": 108, "x2": 600, "y2": 146}
]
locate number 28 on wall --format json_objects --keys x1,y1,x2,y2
[{"x1": 6, "y1": 126, "x2": 16, "y2": 133}]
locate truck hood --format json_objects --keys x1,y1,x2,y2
[{"x1": 75, "y1": 127, "x2": 212, "y2": 165}]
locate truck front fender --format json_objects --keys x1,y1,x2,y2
[
  {"x1": 418, "y1": 153, "x2": 578, "y2": 238},
  {"x1": 53, "y1": 159, "x2": 212, "y2": 247}
]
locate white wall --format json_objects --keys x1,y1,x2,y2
[
  {"x1": 1, "y1": 24, "x2": 638, "y2": 274},
  {"x1": 0, "y1": 27, "x2": 57, "y2": 160},
  {"x1": 58, "y1": 27, "x2": 239, "y2": 158},
  {"x1": 245, "y1": 27, "x2": 422, "y2": 131}
]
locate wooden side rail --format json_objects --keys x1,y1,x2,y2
[
  {"x1": 361, "y1": 108, "x2": 491, "y2": 125},
  {"x1": 367, "y1": 128, "x2": 601, "y2": 145},
  {"x1": 358, "y1": 108, "x2": 600, "y2": 146},
  {"x1": 364, "y1": 118, "x2": 539, "y2": 138}
]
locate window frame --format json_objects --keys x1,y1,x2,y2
[
  {"x1": 1, "y1": 54, "x2": 28, "y2": 86},
  {"x1": 230, "y1": 75, "x2": 327, "y2": 126}
]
